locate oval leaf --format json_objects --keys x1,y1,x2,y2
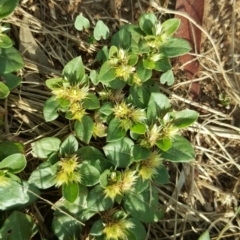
[
  {"x1": 161, "y1": 135, "x2": 195, "y2": 162},
  {"x1": 0, "y1": 153, "x2": 26, "y2": 173},
  {"x1": 74, "y1": 115, "x2": 94, "y2": 144},
  {"x1": 0, "y1": 82, "x2": 10, "y2": 99},
  {"x1": 62, "y1": 182, "x2": 79, "y2": 203},
  {"x1": 106, "y1": 118, "x2": 126, "y2": 142},
  {"x1": 123, "y1": 186, "x2": 164, "y2": 223},
  {"x1": 31, "y1": 137, "x2": 61, "y2": 159},
  {"x1": 79, "y1": 162, "x2": 100, "y2": 186},
  {"x1": 0, "y1": 0, "x2": 19, "y2": 19},
  {"x1": 103, "y1": 137, "x2": 134, "y2": 168},
  {"x1": 0, "y1": 47, "x2": 24, "y2": 74}
]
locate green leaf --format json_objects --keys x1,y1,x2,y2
[
  {"x1": 59, "y1": 134, "x2": 78, "y2": 156},
  {"x1": 0, "y1": 153, "x2": 26, "y2": 173},
  {"x1": 160, "y1": 69, "x2": 174, "y2": 86},
  {"x1": 173, "y1": 109, "x2": 199, "y2": 128},
  {"x1": 0, "y1": 82, "x2": 9, "y2": 99},
  {"x1": 52, "y1": 212, "x2": 82, "y2": 240},
  {"x1": 62, "y1": 182, "x2": 79, "y2": 203},
  {"x1": 111, "y1": 28, "x2": 131, "y2": 49},
  {"x1": 0, "y1": 33, "x2": 13, "y2": 48},
  {"x1": 77, "y1": 146, "x2": 111, "y2": 172},
  {"x1": 43, "y1": 96, "x2": 60, "y2": 122},
  {"x1": 0, "y1": 180, "x2": 40, "y2": 210},
  {"x1": 139, "y1": 13, "x2": 157, "y2": 35},
  {"x1": 31, "y1": 137, "x2": 61, "y2": 159},
  {"x1": 123, "y1": 186, "x2": 164, "y2": 223},
  {"x1": 2, "y1": 73, "x2": 22, "y2": 90},
  {"x1": 154, "y1": 57, "x2": 172, "y2": 71},
  {"x1": 161, "y1": 135, "x2": 195, "y2": 162},
  {"x1": 143, "y1": 58, "x2": 155, "y2": 70},
  {"x1": 28, "y1": 162, "x2": 58, "y2": 189},
  {"x1": 94, "y1": 20, "x2": 109, "y2": 41},
  {"x1": 45, "y1": 77, "x2": 64, "y2": 90},
  {"x1": 130, "y1": 122, "x2": 146, "y2": 134},
  {"x1": 98, "y1": 61, "x2": 116, "y2": 83},
  {"x1": 79, "y1": 162, "x2": 100, "y2": 186},
  {"x1": 63, "y1": 56, "x2": 85, "y2": 84},
  {"x1": 56, "y1": 184, "x2": 88, "y2": 211},
  {"x1": 128, "y1": 54, "x2": 138, "y2": 66},
  {"x1": 82, "y1": 93, "x2": 100, "y2": 109},
  {"x1": 156, "y1": 138, "x2": 172, "y2": 151},
  {"x1": 99, "y1": 101, "x2": 114, "y2": 116},
  {"x1": 99, "y1": 169, "x2": 110, "y2": 188},
  {"x1": 90, "y1": 220, "x2": 104, "y2": 237},
  {"x1": 161, "y1": 38, "x2": 191, "y2": 57},
  {"x1": 153, "y1": 165, "x2": 170, "y2": 185},
  {"x1": 0, "y1": 211, "x2": 37, "y2": 240},
  {"x1": 0, "y1": 141, "x2": 24, "y2": 160},
  {"x1": 0, "y1": 46, "x2": 24, "y2": 74},
  {"x1": 96, "y1": 46, "x2": 109, "y2": 62},
  {"x1": 128, "y1": 218, "x2": 146, "y2": 240},
  {"x1": 161, "y1": 18, "x2": 180, "y2": 36},
  {"x1": 107, "y1": 118, "x2": 126, "y2": 142},
  {"x1": 147, "y1": 92, "x2": 171, "y2": 122},
  {"x1": 136, "y1": 59, "x2": 152, "y2": 82},
  {"x1": 198, "y1": 230, "x2": 211, "y2": 240},
  {"x1": 0, "y1": 0, "x2": 19, "y2": 19},
  {"x1": 133, "y1": 177, "x2": 149, "y2": 193},
  {"x1": 132, "y1": 145, "x2": 151, "y2": 161},
  {"x1": 87, "y1": 185, "x2": 113, "y2": 211},
  {"x1": 74, "y1": 115, "x2": 94, "y2": 144},
  {"x1": 74, "y1": 14, "x2": 90, "y2": 31},
  {"x1": 129, "y1": 79, "x2": 160, "y2": 108},
  {"x1": 103, "y1": 137, "x2": 134, "y2": 168},
  {"x1": 89, "y1": 70, "x2": 98, "y2": 85}
]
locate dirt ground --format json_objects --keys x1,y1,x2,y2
[{"x1": 1, "y1": 0, "x2": 240, "y2": 239}]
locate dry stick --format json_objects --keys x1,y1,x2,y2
[
  {"x1": 27, "y1": 189, "x2": 85, "y2": 226},
  {"x1": 148, "y1": 1, "x2": 240, "y2": 102},
  {"x1": 4, "y1": 98, "x2": 10, "y2": 134},
  {"x1": 158, "y1": 85, "x2": 229, "y2": 118},
  {"x1": 196, "y1": 123, "x2": 240, "y2": 171},
  {"x1": 212, "y1": 207, "x2": 240, "y2": 240},
  {"x1": 231, "y1": 0, "x2": 238, "y2": 89}
]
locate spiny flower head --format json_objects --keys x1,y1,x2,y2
[
  {"x1": 140, "y1": 124, "x2": 161, "y2": 148},
  {"x1": 68, "y1": 102, "x2": 86, "y2": 121},
  {"x1": 55, "y1": 155, "x2": 81, "y2": 187},
  {"x1": 104, "y1": 170, "x2": 137, "y2": 200},
  {"x1": 139, "y1": 151, "x2": 163, "y2": 180},
  {"x1": 120, "y1": 170, "x2": 137, "y2": 192},
  {"x1": 66, "y1": 85, "x2": 89, "y2": 103},
  {"x1": 53, "y1": 84, "x2": 89, "y2": 103},
  {"x1": 115, "y1": 64, "x2": 135, "y2": 81},
  {"x1": 113, "y1": 101, "x2": 146, "y2": 127},
  {"x1": 103, "y1": 218, "x2": 134, "y2": 240}
]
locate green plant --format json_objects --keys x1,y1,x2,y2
[
  {"x1": 0, "y1": 13, "x2": 198, "y2": 239},
  {"x1": 0, "y1": 0, "x2": 23, "y2": 99}
]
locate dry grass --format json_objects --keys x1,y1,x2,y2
[{"x1": 1, "y1": 0, "x2": 240, "y2": 239}]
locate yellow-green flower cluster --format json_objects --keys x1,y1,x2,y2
[
  {"x1": 139, "y1": 151, "x2": 163, "y2": 180},
  {"x1": 113, "y1": 101, "x2": 146, "y2": 130},
  {"x1": 104, "y1": 170, "x2": 137, "y2": 200},
  {"x1": 52, "y1": 83, "x2": 89, "y2": 121},
  {"x1": 103, "y1": 218, "x2": 134, "y2": 240},
  {"x1": 55, "y1": 155, "x2": 81, "y2": 187}
]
